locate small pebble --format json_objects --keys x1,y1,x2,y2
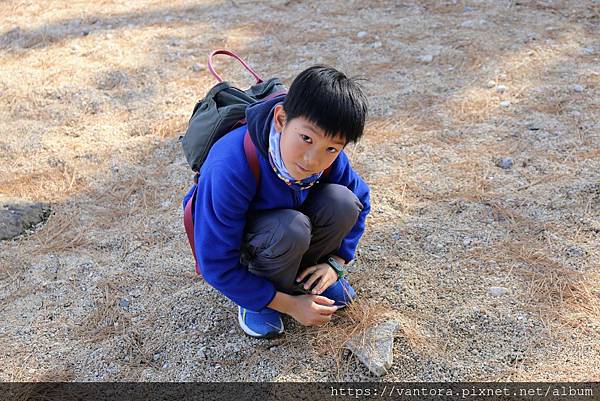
[
  {"x1": 496, "y1": 85, "x2": 507, "y2": 93},
  {"x1": 488, "y1": 287, "x2": 509, "y2": 297},
  {"x1": 499, "y1": 100, "x2": 511, "y2": 108},
  {"x1": 580, "y1": 47, "x2": 594, "y2": 55},
  {"x1": 418, "y1": 54, "x2": 434, "y2": 63},
  {"x1": 192, "y1": 63, "x2": 205, "y2": 72},
  {"x1": 357, "y1": 31, "x2": 368, "y2": 39},
  {"x1": 565, "y1": 245, "x2": 584, "y2": 257},
  {"x1": 370, "y1": 41, "x2": 382, "y2": 49},
  {"x1": 571, "y1": 84, "x2": 584, "y2": 93},
  {"x1": 461, "y1": 20, "x2": 475, "y2": 28},
  {"x1": 486, "y1": 80, "x2": 496, "y2": 88},
  {"x1": 118, "y1": 298, "x2": 130, "y2": 308},
  {"x1": 496, "y1": 156, "x2": 514, "y2": 169}
]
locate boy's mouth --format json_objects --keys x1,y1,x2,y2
[{"x1": 296, "y1": 163, "x2": 311, "y2": 173}]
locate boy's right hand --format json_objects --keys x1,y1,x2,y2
[{"x1": 290, "y1": 294, "x2": 338, "y2": 326}]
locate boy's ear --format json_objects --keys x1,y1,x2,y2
[{"x1": 273, "y1": 104, "x2": 286, "y2": 133}]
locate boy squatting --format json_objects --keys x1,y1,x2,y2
[{"x1": 182, "y1": 66, "x2": 371, "y2": 338}]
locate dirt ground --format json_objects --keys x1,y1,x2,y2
[{"x1": 1, "y1": 0, "x2": 599, "y2": 382}]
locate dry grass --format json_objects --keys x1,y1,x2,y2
[
  {"x1": 77, "y1": 282, "x2": 132, "y2": 342},
  {"x1": 308, "y1": 300, "x2": 388, "y2": 379},
  {"x1": 30, "y1": 211, "x2": 89, "y2": 255}
]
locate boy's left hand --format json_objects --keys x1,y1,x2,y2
[{"x1": 296, "y1": 263, "x2": 339, "y2": 295}]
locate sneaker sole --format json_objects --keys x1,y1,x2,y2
[{"x1": 237, "y1": 310, "x2": 284, "y2": 339}]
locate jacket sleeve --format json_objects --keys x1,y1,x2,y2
[
  {"x1": 323, "y1": 151, "x2": 371, "y2": 262},
  {"x1": 193, "y1": 160, "x2": 277, "y2": 311}
]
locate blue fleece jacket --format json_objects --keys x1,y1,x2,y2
[{"x1": 182, "y1": 94, "x2": 371, "y2": 311}]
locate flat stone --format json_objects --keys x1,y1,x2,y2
[
  {"x1": 488, "y1": 286, "x2": 509, "y2": 297},
  {"x1": 345, "y1": 319, "x2": 400, "y2": 377},
  {"x1": 571, "y1": 84, "x2": 584, "y2": 93},
  {"x1": 418, "y1": 54, "x2": 433, "y2": 63},
  {"x1": 496, "y1": 156, "x2": 514, "y2": 169},
  {"x1": 0, "y1": 197, "x2": 51, "y2": 240},
  {"x1": 192, "y1": 63, "x2": 205, "y2": 72}
]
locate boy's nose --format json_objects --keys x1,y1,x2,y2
[{"x1": 302, "y1": 158, "x2": 319, "y2": 171}]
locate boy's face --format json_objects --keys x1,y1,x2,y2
[{"x1": 273, "y1": 105, "x2": 346, "y2": 180}]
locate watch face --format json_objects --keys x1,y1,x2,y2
[{"x1": 328, "y1": 257, "x2": 343, "y2": 272}]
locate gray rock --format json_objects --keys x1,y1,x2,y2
[
  {"x1": 370, "y1": 41, "x2": 382, "y2": 49},
  {"x1": 192, "y1": 63, "x2": 205, "y2": 72},
  {"x1": 499, "y1": 100, "x2": 511, "y2": 108},
  {"x1": 0, "y1": 197, "x2": 51, "y2": 240},
  {"x1": 486, "y1": 80, "x2": 496, "y2": 88},
  {"x1": 571, "y1": 84, "x2": 584, "y2": 93},
  {"x1": 418, "y1": 54, "x2": 433, "y2": 63},
  {"x1": 357, "y1": 31, "x2": 368, "y2": 39},
  {"x1": 496, "y1": 157, "x2": 514, "y2": 169},
  {"x1": 119, "y1": 298, "x2": 130, "y2": 308},
  {"x1": 580, "y1": 47, "x2": 594, "y2": 55},
  {"x1": 488, "y1": 287, "x2": 509, "y2": 297},
  {"x1": 461, "y1": 20, "x2": 475, "y2": 28},
  {"x1": 345, "y1": 319, "x2": 400, "y2": 377},
  {"x1": 496, "y1": 85, "x2": 507, "y2": 93}
]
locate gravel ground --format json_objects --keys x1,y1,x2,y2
[{"x1": 1, "y1": 0, "x2": 599, "y2": 381}]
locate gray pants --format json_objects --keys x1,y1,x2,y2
[{"x1": 241, "y1": 184, "x2": 363, "y2": 295}]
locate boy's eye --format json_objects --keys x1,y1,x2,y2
[
  {"x1": 327, "y1": 147, "x2": 338, "y2": 154},
  {"x1": 300, "y1": 134, "x2": 312, "y2": 143}
]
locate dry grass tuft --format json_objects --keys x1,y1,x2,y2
[
  {"x1": 309, "y1": 300, "x2": 388, "y2": 379},
  {"x1": 470, "y1": 237, "x2": 600, "y2": 335},
  {"x1": 0, "y1": 164, "x2": 84, "y2": 202},
  {"x1": 31, "y1": 210, "x2": 89, "y2": 255},
  {"x1": 77, "y1": 283, "x2": 132, "y2": 343},
  {"x1": 152, "y1": 115, "x2": 187, "y2": 140}
]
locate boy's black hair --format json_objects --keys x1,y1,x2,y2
[{"x1": 282, "y1": 65, "x2": 368, "y2": 144}]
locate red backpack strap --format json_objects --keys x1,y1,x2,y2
[
  {"x1": 183, "y1": 187, "x2": 201, "y2": 276},
  {"x1": 184, "y1": 130, "x2": 259, "y2": 277},
  {"x1": 243, "y1": 130, "x2": 260, "y2": 188}
]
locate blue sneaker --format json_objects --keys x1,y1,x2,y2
[
  {"x1": 321, "y1": 277, "x2": 356, "y2": 308},
  {"x1": 238, "y1": 306, "x2": 284, "y2": 338}
]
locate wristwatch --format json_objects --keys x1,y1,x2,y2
[{"x1": 326, "y1": 256, "x2": 346, "y2": 279}]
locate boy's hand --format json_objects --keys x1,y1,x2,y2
[
  {"x1": 296, "y1": 263, "x2": 338, "y2": 295},
  {"x1": 290, "y1": 294, "x2": 338, "y2": 326}
]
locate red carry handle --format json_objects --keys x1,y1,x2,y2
[{"x1": 207, "y1": 49, "x2": 263, "y2": 84}]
